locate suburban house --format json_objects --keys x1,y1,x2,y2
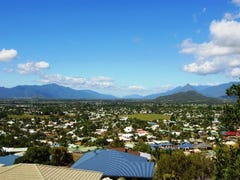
[
  {"x1": 0, "y1": 163, "x2": 103, "y2": 180},
  {"x1": 71, "y1": 149, "x2": 154, "y2": 180},
  {"x1": 0, "y1": 155, "x2": 20, "y2": 167},
  {"x1": 178, "y1": 142, "x2": 194, "y2": 150}
]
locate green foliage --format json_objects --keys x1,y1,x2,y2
[
  {"x1": 220, "y1": 82, "x2": 240, "y2": 130},
  {"x1": 50, "y1": 146, "x2": 73, "y2": 166},
  {"x1": 110, "y1": 137, "x2": 124, "y2": 148},
  {"x1": 188, "y1": 153, "x2": 214, "y2": 180},
  {"x1": 226, "y1": 83, "x2": 240, "y2": 104},
  {"x1": 214, "y1": 82, "x2": 240, "y2": 179},
  {"x1": 0, "y1": 111, "x2": 7, "y2": 119},
  {"x1": 14, "y1": 146, "x2": 50, "y2": 165},
  {"x1": 14, "y1": 146, "x2": 73, "y2": 166},
  {"x1": 94, "y1": 137, "x2": 108, "y2": 147},
  {"x1": 133, "y1": 139, "x2": 151, "y2": 153},
  {"x1": 214, "y1": 143, "x2": 240, "y2": 179},
  {"x1": 0, "y1": 147, "x2": 9, "y2": 156},
  {"x1": 219, "y1": 104, "x2": 240, "y2": 131},
  {"x1": 156, "y1": 151, "x2": 214, "y2": 180}
]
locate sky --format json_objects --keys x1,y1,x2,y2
[{"x1": 1, "y1": 0, "x2": 240, "y2": 96}]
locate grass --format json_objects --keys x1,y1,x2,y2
[
  {"x1": 8, "y1": 114, "x2": 50, "y2": 120},
  {"x1": 124, "y1": 113, "x2": 170, "y2": 121}
]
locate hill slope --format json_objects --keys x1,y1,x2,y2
[
  {"x1": 198, "y1": 82, "x2": 237, "y2": 97},
  {"x1": 155, "y1": 91, "x2": 222, "y2": 104},
  {"x1": 144, "y1": 82, "x2": 237, "y2": 99},
  {"x1": 0, "y1": 84, "x2": 116, "y2": 99}
]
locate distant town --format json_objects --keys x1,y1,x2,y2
[{"x1": 0, "y1": 82, "x2": 239, "y2": 179}]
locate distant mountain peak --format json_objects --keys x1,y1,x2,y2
[
  {"x1": 181, "y1": 84, "x2": 195, "y2": 91},
  {"x1": 0, "y1": 84, "x2": 116, "y2": 100},
  {"x1": 155, "y1": 90, "x2": 222, "y2": 104},
  {"x1": 144, "y1": 81, "x2": 238, "y2": 100}
]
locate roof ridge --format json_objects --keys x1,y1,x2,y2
[
  {"x1": 0, "y1": 163, "x2": 22, "y2": 174},
  {"x1": 33, "y1": 164, "x2": 45, "y2": 180},
  {"x1": 37, "y1": 163, "x2": 104, "y2": 177}
]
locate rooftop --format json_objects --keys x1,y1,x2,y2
[
  {"x1": 71, "y1": 149, "x2": 154, "y2": 178},
  {"x1": 0, "y1": 163, "x2": 103, "y2": 180}
]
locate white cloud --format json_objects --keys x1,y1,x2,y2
[
  {"x1": 230, "y1": 67, "x2": 240, "y2": 77},
  {"x1": 183, "y1": 56, "x2": 236, "y2": 75},
  {"x1": 181, "y1": 19, "x2": 240, "y2": 77},
  {"x1": 35, "y1": 61, "x2": 50, "y2": 69},
  {"x1": 0, "y1": 48, "x2": 17, "y2": 62},
  {"x1": 128, "y1": 85, "x2": 145, "y2": 91},
  {"x1": 180, "y1": 39, "x2": 237, "y2": 57},
  {"x1": 211, "y1": 20, "x2": 240, "y2": 47},
  {"x1": 224, "y1": 12, "x2": 240, "y2": 20},
  {"x1": 39, "y1": 74, "x2": 114, "y2": 89},
  {"x1": 232, "y1": 0, "x2": 240, "y2": 6},
  {"x1": 17, "y1": 61, "x2": 50, "y2": 74}
]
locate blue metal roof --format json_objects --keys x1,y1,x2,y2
[
  {"x1": 151, "y1": 142, "x2": 173, "y2": 147},
  {"x1": 178, "y1": 142, "x2": 193, "y2": 149},
  {"x1": 0, "y1": 155, "x2": 19, "y2": 166},
  {"x1": 71, "y1": 149, "x2": 154, "y2": 178},
  {"x1": 150, "y1": 142, "x2": 176, "y2": 151}
]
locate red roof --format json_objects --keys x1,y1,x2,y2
[{"x1": 225, "y1": 131, "x2": 239, "y2": 136}]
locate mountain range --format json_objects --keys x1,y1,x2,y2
[
  {"x1": 0, "y1": 82, "x2": 237, "y2": 101},
  {"x1": 0, "y1": 84, "x2": 115, "y2": 100},
  {"x1": 127, "y1": 82, "x2": 237, "y2": 99},
  {"x1": 155, "y1": 91, "x2": 223, "y2": 104}
]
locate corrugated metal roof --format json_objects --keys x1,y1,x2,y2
[
  {"x1": 197, "y1": 143, "x2": 212, "y2": 149},
  {"x1": 179, "y1": 142, "x2": 193, "y2": 149},
  {"x1": 0, "y1": 163, "x2": 103, "y2": 180},
  {"x1": 71, "y1": 149, "x2": 154, "y2": 178},
  {"x1": 0, "y1": 155, "x2": 20, "y2": 166}
]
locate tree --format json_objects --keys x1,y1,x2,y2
[
  {"x1": 219, "y1": 104, "x2": 240, "y2": 131},
  {"x1": 156, "y1": 150, "x2": 214, "y2": 179},
  {"x1": 214, "y1": 82, "x2": 240, "y2": 178},
  {"x1": 226, "y1": 83, "x2": 240, "y2": 104},
  {"x1": 94, "y1": 136, "x2": 108, "y2": 147},
  {"x1": 214, "y1": 140, "x2": 240, "y2": 179},
  {"x1": 188, "y1": 153, "x2": 214, "y2": 180},
  {"x1": 50, "y1": 146, "x2": 73, "y2": 166},
  {"x1": 219, "y1": 82, "x2": 240, "y2": 131},
  {"x1": 133, "y1": 139, "x2": 151, "y2": 153},
  {"x1": 15, "y1": 146, "x2": 50, "y2": 164},
  {"x1": 0, "y1": 147, "x2": 9, "y2": 156},
  {"x1": 110, "y1": 137, "x2": 124, "y2": 148}
]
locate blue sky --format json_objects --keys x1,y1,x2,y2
[{"x1": 1, "y1": 0, "x2": 240, "y2": 96}]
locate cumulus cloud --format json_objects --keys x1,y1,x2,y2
[
  {"x1": 181, "y1": 19, "x2": 240, "y2": 77},
  {"x1": 128, "y1": 85, "x2": 145, "y2": 91},
  {"x1": 39, "y1": 74, "x2": 114, "y2": 89},
  {"x1": 35, "y1": 61, "x2": 50, "y2": 69},
  {"x1": 0, "y1": 48, "x2": 17, "y2": 62},
  {"x1": 211, "y1": 20, "x2": 240, "y2": 47},
  {"x1": 232, "y1": 0, "x2": 240, "y2": 6},
  {"x1": 224, "y1": 12, "x2": 240, "y2": 20},
  {"x1": 17, "y1": 61, "x2": 50, "y2": 74}
]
